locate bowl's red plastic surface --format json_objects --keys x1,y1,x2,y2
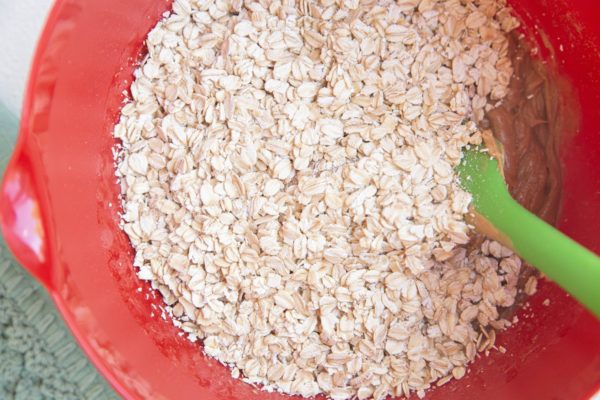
[{"x1": 0, "y1": 0, "x2": 599, "y2": 399}]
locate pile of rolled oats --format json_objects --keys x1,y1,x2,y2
[{"x1": 115, "y1": 0, "x2": 522, "y2": 398}]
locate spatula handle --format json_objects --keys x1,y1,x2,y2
[{"x1": 491, "y1": 197, "x2": 600, "y2": 317}]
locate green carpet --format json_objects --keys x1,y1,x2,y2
[{"x1": 0, "y1": 104, "x2": 119, "y2": 399}]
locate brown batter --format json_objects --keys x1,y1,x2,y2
[
  {"x1": 483, "y1": 34, "x2": 580, "y2": 224},
  {"x1": 473, "y1": 34, "x2": 580, "y2": 316}
]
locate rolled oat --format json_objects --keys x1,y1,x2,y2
[{"x1": 115, "y1": 0, "x2": 522, "y2": 398}]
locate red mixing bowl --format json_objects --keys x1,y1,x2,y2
[{"x1": 1, "y1": 0, "x2": 600, "y2": 399}]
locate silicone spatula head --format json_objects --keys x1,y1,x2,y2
[{"x1": 457, "y1": 147, "x2": 600, "y2": 317}]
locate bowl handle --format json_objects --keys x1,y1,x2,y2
[{"x1": 0, "y1": 141, "x2": 53, "y2": 289}]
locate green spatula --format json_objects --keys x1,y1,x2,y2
[{"x1": 457, "y1": 147, "x2": 600, "y2": 318}]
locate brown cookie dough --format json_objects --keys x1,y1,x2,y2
[
  {"x1": 478, "y1": 33, "x2": 580, "y2": 318},
  {"x1": 485, "y1": 34, "x2": 580, "y2": 224}
]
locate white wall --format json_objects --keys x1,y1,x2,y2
[{"x1": 0, "y1": 0, "x2": 53, "y2": 116}]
